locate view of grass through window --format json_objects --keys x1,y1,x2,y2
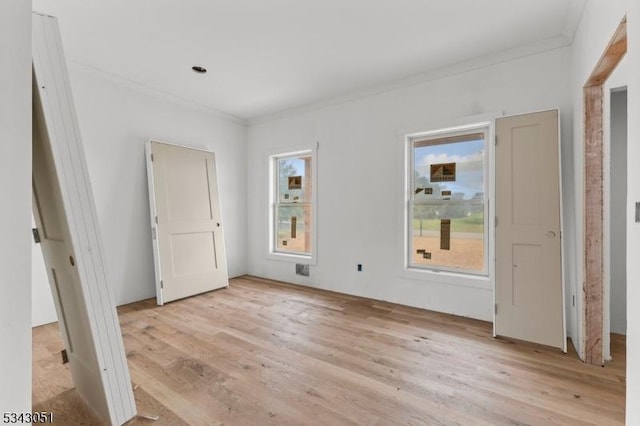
[{"x1": 410, "y1": 130, "x2": 486, "y2": 273}]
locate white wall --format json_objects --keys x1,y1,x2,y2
[
  {"x1": 609, "y1": 88, "x2": 627, "y2": 335},
  {"x1": 0, "y1": 0, "x2": 32, "y2": 414},
  {"x1": 247, "y1": 47, "x2": 572, "y2": 322},
  {"x1": 603, "y1": 57, "x2": 629, "y2": 352},
  {"x1": 626, "y1": 1, "x2": 639, "y2": 423},
  {"x1": 40, "y1": 63, "x2": 249, "y2": 306}
]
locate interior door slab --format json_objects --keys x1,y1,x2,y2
[
  {"x1": 147, "y1": 141, "x2": 229, "y2": 305},
  {"x1": 33, "y1": 12, "x2": 136, "y2": 424},
  {"x1": 495, "y1": 110, "x2": 565, "y2": 350}
]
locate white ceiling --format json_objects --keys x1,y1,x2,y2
[{"x1": 32, "y1": 0, "x2": 585, "y2": 120}]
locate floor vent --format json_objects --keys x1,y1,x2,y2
[{"x1": 295, "y1": 264, "x2": 310, "y2": 277}]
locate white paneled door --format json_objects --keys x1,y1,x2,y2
[
  {"x1": 33, "y1": 12, "x2": 136, "y2": 425},
  {"x1": 147, "y1": 141, "x2": 229, "y2": 305},
  {"x1": 495, "y1": 110, "x2": 565, "y2": 351}
]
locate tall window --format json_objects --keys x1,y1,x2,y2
[
  {"x1": 271, "y1": 151, "x2": 313, "y2": 258},
  {"x1": 407, "y1": 125, "x2": 489, "y2": 275}
]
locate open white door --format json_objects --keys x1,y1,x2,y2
[
  {"x1": 146, "y1": 141, "x2": 229, "y2": 305},
  {"x1": 32, "y1": 13, "x2": 136, "y2": 425},
  {"x1": 495, "y1": 110, "x2": 566, "y2": 351}
]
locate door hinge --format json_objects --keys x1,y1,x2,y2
[
  {"x1": 572, "y1": 295, "x2": 575, "y2": 307},
  {"x1": 494, "y1": 303, "x2": 498, "y2": 315},
  {"x1": 32, "y1": 228, "x2": 41, "y2": 244},
  {"x1": 160, "y1": 280, "x2": 163, "y2": 289},
  {"x1": 495, "y1": 135, "x2": 498, "y2": 146},
  {"x1": 495, "y1": 217, "x2": 498, "y2": 227},
  {"x1": 155, "y1": 215, "x2": 158, "y2": 224},
  {"x1": 150, "y1": 153, "x2": 154, "y2": 162}
]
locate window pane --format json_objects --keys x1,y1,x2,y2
[
  {"x1": 413, "y1": 137, "x2": 484, "y2": 202},
  {"x1": 278, "y1": 156, "x2": 312, "y2": 203},
  {"x1": 409, "y1": 128, "x2": 487, "y2": 274},
  {"x1": 411, "y1": 203, "x2": 484, "y2": 272},
  {"x1": 276, "y1": 205, "x2": 311, "y2": 254}
]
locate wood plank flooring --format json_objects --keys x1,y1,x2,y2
[{"x1": 33, "y1": 276, "x2": 626, "y2": 425}]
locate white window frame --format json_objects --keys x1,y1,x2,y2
[
  {"x1": 405, "y1": 122, "x2": 491, "y2": 277},
  {"x1": 268, "y1": 148, "x2": 317, "y2": 264}
]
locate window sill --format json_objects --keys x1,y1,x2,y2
[
  {"x1": 267, "y1": 251, "x2": 316, "y2": 265},
  {"x1": 401, "y1": 267, "x2": 491, "y2": 290}
]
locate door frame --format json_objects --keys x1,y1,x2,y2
[
  {"x1": 582, "y1": 16, "x2": 627, "y2": 366},
  {"x1": 493, "y1": 109, "x2": 566, "y2": 352},
  {"x1": 145, "y1": 140, "x2": 163, "y2": 305}
]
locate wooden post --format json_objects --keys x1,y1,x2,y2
[
  {"x1": 583, "y1": 84, "x2": 604, "y2": 365},
  {"x1": 582, "y1": 16, "x2": 626, "y2": 366}
]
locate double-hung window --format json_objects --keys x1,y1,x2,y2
[
  {"x1": 270, "y1": 151, "x2": 314, "y2": 260},
  {"x1": 407, "y1": 124, "x2": 489, "y2": 275}
]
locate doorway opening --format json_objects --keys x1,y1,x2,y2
[
  {"x1": 606, "y1": 88, "x2": 627, "y2": 357},
  {"x1": 583, "y1": 16, "x2": 627, "y2": 365}
]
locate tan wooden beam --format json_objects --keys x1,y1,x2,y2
[
  {"x1": 583, "y1": 84, "x2": 604, "y2": 365},
  {"x1": 585, "y1": 17, "x2": 627, "y2": 88},
  {"x1": 582, "y1": 15, "x2": 626, "y2": 366}
]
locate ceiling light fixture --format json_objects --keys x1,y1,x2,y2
[{"x1": 192, "y1": 65, "x2": 207, "y2": 74}]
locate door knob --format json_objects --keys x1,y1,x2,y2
[{"x1": 546, "y1": 231, "x2": 556, "y2": 238}]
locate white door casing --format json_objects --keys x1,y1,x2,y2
[
  {"x1": 32, "y1": 12, "x2": 136, "y2": 425},
  {"x1": 495, "y1": 110, "x2": 565, "y2": 351},
  {"x1": 147, "y1": 141, "x2": 229, "y2": 305}
]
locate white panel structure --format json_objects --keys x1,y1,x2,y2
[{"x1": 32, "y1": 12, "x2": 136, "y2": 425}]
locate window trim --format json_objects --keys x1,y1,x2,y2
[
  {"x1": 404, "y1": 122, "x2": 491, "y2": 277},
  {"x1": 268, "y1": 148, "x2": 317, "y2": 265}
]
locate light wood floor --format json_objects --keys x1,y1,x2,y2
[{"x1": 33, "y1": 276, "x2": 626, "y2": 425}]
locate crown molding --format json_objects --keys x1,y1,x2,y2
[
  {"x1": 248, "y1": 36, "x2": 571, "y2": 127},
  {"x1": 562, "y1": 0, "x2": 588, "y2": 43},
  {"x1": 67, "y1": 60, "x2": 247, "y2": 127}
]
